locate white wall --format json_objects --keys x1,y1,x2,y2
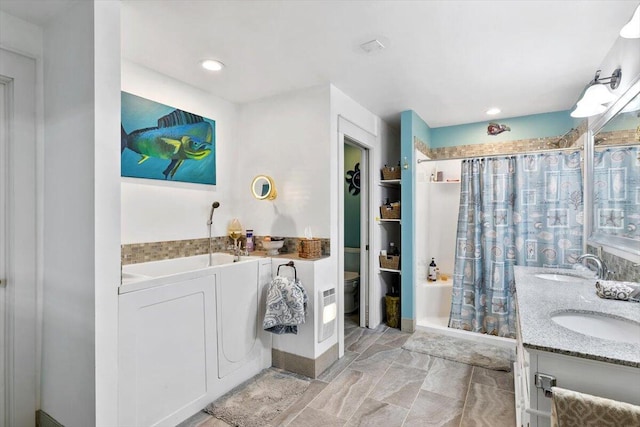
[
  {"x1": 415, "y1": 158, "x2": 461, "y2": 281},
  {"x1": 0, "y1": 8, "x2": 45, "y2": 414},
  {"x1": 41, "y1": 2, "x2": 120, "y2": 426},
  {"x1": 233, "y1": 85, "x2": 331, "y2": 238},
  {"x1": 121, "y1": 61, "x2": 240, "y2": 244}
]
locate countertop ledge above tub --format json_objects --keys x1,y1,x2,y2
[{"x1": 514, "y1": 266, "x2": 640, "y2": 368}]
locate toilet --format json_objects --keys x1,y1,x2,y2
[{"x1": 344, "y1": 271, "x2": 360, "y2": 314}]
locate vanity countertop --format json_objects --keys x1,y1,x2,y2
[{"x1": 514, "y1": 266, "x2": 640, "y2": 368}]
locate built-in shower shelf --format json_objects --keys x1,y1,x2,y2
[
  {"x1": 429, "y1": 180, "x2": 460, "y2": 184},
  {"x1": 379, "y1": 268, "x2": 401, "y2": 274}
]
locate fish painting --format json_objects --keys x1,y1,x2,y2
[
  {"x1": 487, "y1": 122, "x2": 511, "y2": 136},
  {"x1": 121, "y1": 92, "x2": 216, "y2": 184}
]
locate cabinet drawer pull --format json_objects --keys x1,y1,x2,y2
[{"x1": 535, "y1": 372, "x2": 556, "y2": 398}]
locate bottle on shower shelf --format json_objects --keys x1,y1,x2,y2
[{"x1": 428, "y1": 257, "x2": 438, "y2": 281}]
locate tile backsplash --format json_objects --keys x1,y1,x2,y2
[
  {"x1": 587, "y1": 245, "x2": 640, "y2": 282},
  {"x1": 122, "y1": 236, "x2": 330, "y2": 265}
]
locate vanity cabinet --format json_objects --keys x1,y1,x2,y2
[
  {"x1": 514, "y1": 266, "x2": 640, "y2": 427},
  {"x1": 515, "y1": 342, "x2": 640, "y2": 427}
]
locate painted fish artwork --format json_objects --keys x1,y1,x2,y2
[
  {"x1": 121, "y1": 92, "x2": 216, "y2": 184},
  {"x1": 487, "y1": 122, "x2": 511, "y2": 136}
]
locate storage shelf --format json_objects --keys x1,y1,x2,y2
[
  {"x1": 380, "y1": 179, "x2": 401, "y2": 187},
  {"x1": 379, "y1": 268, "x2": 401, "y2": 274},
  {"x1": 379, "y1": 219, "x2": 401, "y2": 224}
]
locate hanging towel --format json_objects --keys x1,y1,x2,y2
[
  {"x1": 551, "y1": 386, "x2": 640, "y2": 427},
  {"x1": 263, "y1": 275, "x2": 308, "y2": 334},
  {"x1": 595, "y1": 280, "x2": 640, "y2": 303}
]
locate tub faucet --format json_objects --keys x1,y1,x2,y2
[
  {"x1": 207, "y1": 201, "x2": 220, "y2": 266},
  {"x1": 576, "y1": 253, "x2": 609, "y2": 280}
]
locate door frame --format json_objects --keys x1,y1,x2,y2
[
  {"x1": 337, "y1": 116, "x2": 378, "y2": 357},
  {"x1": 0, "y1": 48, "x2": 38, "y2": 427},
  {"x1": 343, "y1": 138, "x2": 369, "y2": 327}
]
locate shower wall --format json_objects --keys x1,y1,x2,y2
[{"x1": 415, "y1": 157, "x2": 462, "y2": 281}]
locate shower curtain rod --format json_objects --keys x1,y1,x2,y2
[
  {"x1": 594, "y1": 143, "x2": 640, "y2": 150},
  {"x1": 416, "y1": 145, "x2": 584, "y2": 163}
]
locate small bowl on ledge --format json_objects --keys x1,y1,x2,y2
[{"x1": 262, "y1": 240, "x2": 284, "y2": 255}]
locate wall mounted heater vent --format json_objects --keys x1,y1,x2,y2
[{"x1": 318, "y1": 288, "x2": 336, "y2": 343}]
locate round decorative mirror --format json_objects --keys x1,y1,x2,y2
[{"x1": 251, "y1": 175, "x2": 277, "y2": 200}]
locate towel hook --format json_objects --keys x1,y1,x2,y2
[{"x1": 277, "y1": 261, "x2": 297, "y2": 280}]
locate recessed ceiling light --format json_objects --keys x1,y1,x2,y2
[
  {"x1": 486, "y1": 108, "x2": 501, "y2": 115},
  {"x1": 201, "y1": 59, "x2": 224, "y2": 71}
]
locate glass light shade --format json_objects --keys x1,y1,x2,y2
[
  {"x1": 620, "y1": 5, "x2": 640, "y2": 39},
  {"x1": 228, "y1": 218, "x2": 243, "y2": 239},
  {"x1": 580, "y1": 84, "x2": 616, "y2": 106},
  {"x1": 570, "y1": 102, "x2": 607, "y2": 118}
]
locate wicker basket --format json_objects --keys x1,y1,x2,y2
[
  {"x1": 299, "y1": 239, "x2": 322, "y2": 259},
  {"x1": 381, "y1": 166, "x2": 401, "y2": 180},
  {"x1": 379, "y1": 255, "x2": 400, "y2": 270},
  {"x1": 380, "y1": 203, "x2": 401, "y2": 219}
]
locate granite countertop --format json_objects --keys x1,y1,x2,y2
[{"x1": 514, "y1": 266, "x2": 640, "y2": 368}]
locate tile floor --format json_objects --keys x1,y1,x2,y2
[{"x1": 179, "y1": 316, "x2": 516, "y2": 427}]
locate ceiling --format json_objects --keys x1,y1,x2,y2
[{"x1": 2, "y1": 1, "x2": 638, "y2": 127}]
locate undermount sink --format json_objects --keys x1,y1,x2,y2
[
  {"x1": 535, "y1": 273, "x2": 586, "y2": 283},
  {"x1": 551, "y1": 311, "x2": 640, "y2": 345}
]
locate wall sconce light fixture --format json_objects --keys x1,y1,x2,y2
[
  {"x1": 570, "y1": 68, "x2": 622, "y2": 118},
  {"x1": 620, "y1": 4, "x2": 640, "y2": 39}
]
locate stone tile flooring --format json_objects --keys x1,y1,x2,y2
[{"x1": 179, "y1": 317, "x2": 516, "y2": 427}]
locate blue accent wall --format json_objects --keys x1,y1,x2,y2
[
  {"x1": 400, "y1": 110, "x2": 431, "y2": 325},
  {"x1": 344, "y1": 144, "x2": 361, "y2": 248},
  {"x1": 430, "y1": 110, "x2": 576, "y2": 148}
]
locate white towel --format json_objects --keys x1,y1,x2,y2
[{"x1": 551, "y1": 386, "x2": 640, "y2": 427}]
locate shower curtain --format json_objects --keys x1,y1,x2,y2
[{"x1": 449, "y1": 152, "x2": 583, "y2": 338}]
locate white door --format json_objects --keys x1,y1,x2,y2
[{"x1": 0, "y1": 48, "x2": 38, "y2": 427}]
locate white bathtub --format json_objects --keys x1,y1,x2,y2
[
  {"x1": 416, "y1": 279, "x2": 514, "y2": 349},
  {"x1": 119, "y1": 254, "x2": 272, "y2": 426}
]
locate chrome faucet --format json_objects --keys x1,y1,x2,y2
[
  {"x1": 207, "y1": 202, "x2": 220, "y2": 266},
  {"x1": 576, "y1": 253, "x2": 609, "y2": 280}
]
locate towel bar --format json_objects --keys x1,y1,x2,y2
[{"x1": 277, "y1": 261, "x2": 297, "y2": 280}]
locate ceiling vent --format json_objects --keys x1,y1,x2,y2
[{"x1": 360, "y1": 39, "x2": 385, "y2": 53}]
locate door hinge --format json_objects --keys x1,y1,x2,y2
[
  {"x1": 0, "y1": 278, "x2": 5, "y2": 288},
  {"x1": 365, "y1": 244, "x2": 369, "y2": 251}
]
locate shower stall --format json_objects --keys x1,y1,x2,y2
[{"x1": 415, "y1": 156, "x2": 514, "y2": 348}]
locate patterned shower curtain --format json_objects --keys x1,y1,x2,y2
[{"x1": 448, "y1": 152, "x2": 583, "y2": 338}]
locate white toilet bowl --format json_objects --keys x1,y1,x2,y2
[{"x1": 344, "y1": 271, "x2": 360, "y2": 314}]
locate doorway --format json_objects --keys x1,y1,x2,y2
[
  {"x1": 1, "y1": 48, "x2": 38, "y2": 427},
  {"x1": 343, "y1": 140, "x2": 368, "y2": 329}
]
